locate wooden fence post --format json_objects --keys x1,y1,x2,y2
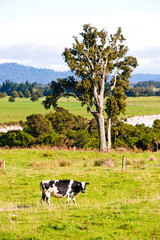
[
  {"x1": 3, "y1": 160, "x2": 5, "y2": 170},
  {"x1": 122, "y1": 155, "x2": 125, "y2": 171},
  {"x1": 0, "y1": 160, "x2": 5, "y2": 170}
]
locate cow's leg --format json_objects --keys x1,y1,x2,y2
[
  {"x1": 72, "y1": 197, "x2": 76, "y2": 205},
  {"x1": 41, "y1": 193, "x2": 45, "y2": 206},
  {"x1": 46, "y1": 192, "x2": 51, "y2": 206},
  {"x1": 67, "y1": 194, "x2": 71, "y2": 206},
  {"x1": 46, "y1": 197, "x2": 51, "y2": 206}
]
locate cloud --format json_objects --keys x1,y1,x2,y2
[
  {"x1": 0, "y1": 43, "x2": 68, "y2": 70},
  {"x1": 129, "y1": 46, "x2": 160, "y2": 59},
  {"x1": 128, "y1": 46, "x2": 160, "y2": 74}
]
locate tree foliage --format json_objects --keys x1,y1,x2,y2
[{"x1": 24, "y1": 114, "x2": 52, "y2": 138}]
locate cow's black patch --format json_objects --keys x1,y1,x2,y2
[
  {"x1": 43, "y1": 181, "x2": 55, "y2": 190},
  {"x1": 55, "y1": 180, "x2": 70, "y2": 196},
  {"x1": 71, "y1": 181, "x2": 81, "y2": 193}
]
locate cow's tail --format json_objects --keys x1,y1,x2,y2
[{"x1": 40, "y1": 181, "x2": 42, "y2": 193}]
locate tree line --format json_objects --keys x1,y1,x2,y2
[
  {"x1": 0, "y1": 107, "x2": 159, "y2": 151},
  {"x1": 0, "y1": 79, "x2": 159, "y2": 101},
  {"x1": 0, "y1": 80, "x2": 51, "y2": 101},
  {"x1": 126, "y1": 81, "x2": 160, "y2": 97}
]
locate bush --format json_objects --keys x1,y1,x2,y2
[
  {"x1": 66, "y1": 130, "x2": 90, "y2": 148},
  {"x1": 37, "y1": 131, "x2": 59, "y2": 146},
  {"x1": 24, "y1": 114, "x2": 52, "y2": 138},
  {"x1": 0, "y1": 92, "x2": 7, "y2": 98},
  {"x1": 9, "y1": 96, "x2": 15, "y2": 102},
  {"x1": 0, "y1": 131, "x2": 33, "y2": 147},
  {"x1": 112, "y1": 122, "x2": 158, "y2": 151},
  {"x1": 11, "y1": 91, "x2": 19, "y2": 98},
  {"x1": 30, "y1": 93, "x2": 38, "y2": 102},
  {"x1": 45, "y1": 108, "x2": 77, "y2": 134},
  {"x1": 43, "y1": 150, "x2": 53, "y2": 157},
  {"x1": 16, "y1": 131, "x2": 34, "y2": 147}
]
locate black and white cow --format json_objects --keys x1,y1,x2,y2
[{"x1": 40, "y1": 180, "x2": 89, "y2": 206}]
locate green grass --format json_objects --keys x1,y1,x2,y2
[
  {"x1": 0, "y1": 97, "x2": 90, "y2": 123},
  {"x1": 0, "y1": 148, "x2": 160, "y2": 239},
  {"x1": 0, "y1": 97, "x2": 51, "y2": 123},
  {"x1": 125, "y1": 97, "x2": 160, "y2": 117},
  {"x1": 0, "y1": 96, "x2": 160, "y2": 123}
]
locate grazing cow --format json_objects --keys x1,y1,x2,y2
[{"x1": 40, "y1": 180, "x2": 89, "y2": 206}]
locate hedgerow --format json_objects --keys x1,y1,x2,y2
[{"x1": 0, "y1": 107, "x2": 159, "y2": 151}]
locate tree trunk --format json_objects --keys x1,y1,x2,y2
[
  {"x1": 107, "y1": 117, "x2": 111, "y2": 152},
  {"x1": 95, "y1": 113, "x2": 107, "y2": 152}
]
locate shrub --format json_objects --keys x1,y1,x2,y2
[
  {"x1": 24, "y1": 114, "x2": 52, "y2": 138},
  {"x1": 45, "y1": 108, "x2": 77, "y2": 134},
  {"x1": 38, "y1": 131, "x2": 59, "y2": 146},
  {"x1": 30, "y1": 93, "x2": 38, "y2": 102},
  {"x1": 9, "y1": 96, "x2": 15, "y2": 102},
  {"x1": 43, "y1": 150, "x2": 53, "y2": 157},
  {"x1": 16, "y1": 131, "x2": 34, "y2": 147},
  {"x1": 0, "y1": 130, "x2": 33, "y2": 147},
  {"x1": 11, "y1": 90, "x2": 19, "y2": 98},
  {"x1": 0, "y1": 92, "x2": 7, "y2": 98},
  {"x1": 66, "y1": 130, "x2": 90, "y2": 148}
]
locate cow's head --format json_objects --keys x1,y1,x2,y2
[{"x1": 80, "y1": 182, "x2": 89, "y2": 193}]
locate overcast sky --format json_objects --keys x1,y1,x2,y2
[{"x1": 0, "y1": 0, "x2": 160, "y2": 73}]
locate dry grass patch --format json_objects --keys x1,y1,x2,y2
[
  {"x1": 30, "y1": 160, "x2": 55, "y2": 169},
  {"x1": 94, "y1": 158, "x2": 115, "y2": 167},
  {"x1": 59, "y1": 160, "x2": 71, "y2": 167},
  {"x1": 0, "y1": 202, "x2": 33, "y2": 212},
  {"x1": 125, "y1": 158, "x2": 145, "y2": 168},
  {"x1": 150, "y1": 155, "x2": 156, "y2": 161}
]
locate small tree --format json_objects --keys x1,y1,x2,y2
[
  {"x1": 105, "y1": 76, "x2": 130, "y2": 150},
  {"x1": 18, "y1": 91, "x2": 24, "y2": 98},
  {"x1": 24, "y1": 89, "x2": 31, "y2": 98},
  {"x1": 9, "y1": 96, "x2": 15, "y2": 102},
  {"x1": 43, "y1": 24, "x2": 137, "y2": 151},
  {"x1": 30, "y1": 93, "x2": 38, "y2": 102},
  {"x1": 11, "y1": 90, "x2": 19, "y2": 98},
  {"x1": 37, "y1": 89, "x2": 43, "y2": 98}
]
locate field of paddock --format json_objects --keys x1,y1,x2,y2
[
  {"x1": 0, "y1": 96, "x2": 160, "y2": 123},
  {"x1": 0, "y1": 148, "x2": 160, "y2": 239}
]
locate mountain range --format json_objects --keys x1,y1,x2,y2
[{"x1": 0, "y1": 63, "x2": 160, "y2": 85}]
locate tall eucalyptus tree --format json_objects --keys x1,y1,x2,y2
[{"x1": 43, "y1": 24, "x2": 137, "y2": 151}]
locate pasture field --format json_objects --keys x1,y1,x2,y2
[
  {"x1": 125, "y1": 97, "x2": 160, "y2": 117},
  {"x1": 0, "y1": 148, "x2": 160, "y2": 239},
  {"x1": 0, "y1": 96, "x2": 160, "y2": 123}
]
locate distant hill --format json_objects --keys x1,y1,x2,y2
[
  {"x1": 0, "y1": 63, "x2": 160, "y2": 85},
  {"x1": 130, "y1": 74, "x2": 160, "y2": 84},
  {"x1": 0, "y1": 63, "x2": 73, "y2": 85}
]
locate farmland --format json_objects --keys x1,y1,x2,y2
[
  {"x1": 0, "y1": 96, "x2": 160, "y2": 123},
  {"x1": 0, "y1": 148, "x2": 160, "y2": 239},
  {"x1": 0, "y1": 96, "x2": 160, "y2": 239}
]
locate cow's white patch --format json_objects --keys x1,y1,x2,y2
[
  {"x1": 66, "y1": 179, "x2": 74, "y2": 195},
  {"x1": 42, "y1": 180, "x2": 50, "y2": 184},
  {"x1": 81, "y1": 182, "x2": 86, "y2": 191},
  {"x1": 50, "y1": 185, "x2": 65, "y2": 198}
]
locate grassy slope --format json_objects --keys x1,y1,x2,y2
[
  {"x1": 0, "y1": 148, "x2": 160, "y2": 239},
  {"x1": 0, "y1": 96, "x2": 160, "y2": 123}
]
